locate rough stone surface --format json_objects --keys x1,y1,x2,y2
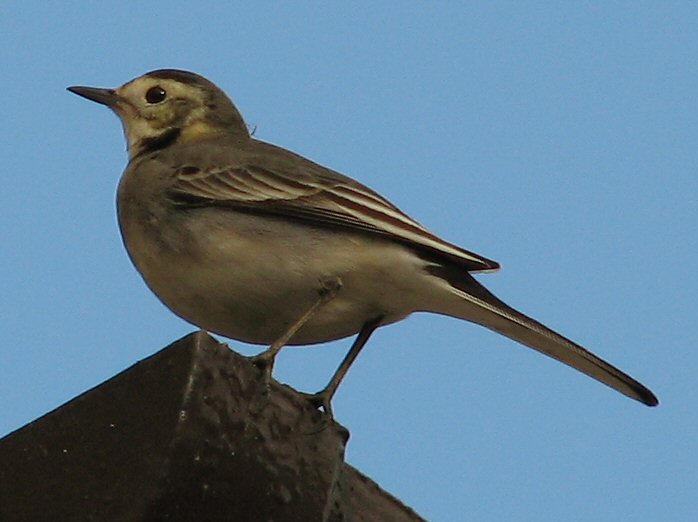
[{"x1": 0, "y1": 331, "x2": 426, "y2": 521}]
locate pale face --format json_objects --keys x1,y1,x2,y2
[
  {"x1": 69, "y1": 70, "x2": 249, "y2": 158},
  {"x1": 110, "y1": 76, "x2": 210, "y2": 155}
]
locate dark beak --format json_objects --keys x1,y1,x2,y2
[{"x1": 67, "y1": 86, "x2": 118, "y2": 107}]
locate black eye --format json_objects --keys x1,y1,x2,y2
[{"x1": 145, "y1": 86, "x2": 167, "y2": 104}]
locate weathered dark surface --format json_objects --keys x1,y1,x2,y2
[{"x1": 0, "y1": 331, "x2": 425, "y2": 521}]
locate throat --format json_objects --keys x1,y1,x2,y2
[{"x1": 132, "y1": 127, "x2": 182, "y2": 158}]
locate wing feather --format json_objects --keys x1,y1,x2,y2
[{"x1": 171, "y1": 164, "x2": 500, "y2": 272}]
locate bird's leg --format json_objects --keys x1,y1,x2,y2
[
  {"x1": 252, "y1": 276, "x2": 342, "y2": 377},
  {"x1": 301, "y1": 316, "x2": 383, "y2": 418}
]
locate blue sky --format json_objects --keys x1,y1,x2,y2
[{"x1": 2, "y1": 3, "x2": 696, "y2": 520}]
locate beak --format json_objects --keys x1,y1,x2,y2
[{"x1": 67, "y1": 86, "x2": 119, "y2": 107}]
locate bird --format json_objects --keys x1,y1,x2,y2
[{"x1": 67, "y1": 69, "x2": 658, "y2": 415}]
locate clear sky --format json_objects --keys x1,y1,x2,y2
[{"x1": 2, "y1": 3, "x2": 695, "y2": 520}]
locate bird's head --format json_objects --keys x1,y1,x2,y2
[{"x1": 68, "y1": 69, "x2": 249, "y2": 158}]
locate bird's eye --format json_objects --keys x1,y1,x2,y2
[{"x1": 145, "y1": 86, "x2": 167, "y2": 104}]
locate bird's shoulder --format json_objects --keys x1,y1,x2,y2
[{"x1": 149, "y1": 135, "x2": 394, "y2": 207}]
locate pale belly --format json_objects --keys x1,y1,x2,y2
[{"x1": 120, "y1": 207, "x2": 434, "y2": 345}]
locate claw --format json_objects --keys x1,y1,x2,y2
[
  {"x1": 299, "y1": 390, "x2": 334, "y2": 418},
  {"x1": 250, "y1": 350, "x2": 275, "y2": 376}
]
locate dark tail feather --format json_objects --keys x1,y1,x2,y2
[{"x1": 427, "y1": 264, "x2": 658, "y2": 406}]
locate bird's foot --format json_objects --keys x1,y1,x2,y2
[
  {"x1": 298, "y1": 389, "x2": 335, "y2": 418},
  {"x1": 250, "y1": 350, "x2": 276, "y2": 387}
]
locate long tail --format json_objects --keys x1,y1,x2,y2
[{"x1": 426, "y1": 264, "x2": 658, "y2": 406}]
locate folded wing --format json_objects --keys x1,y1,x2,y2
[{"x1": 171, "y1": 163, "x2": 500, "y2": 273}]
